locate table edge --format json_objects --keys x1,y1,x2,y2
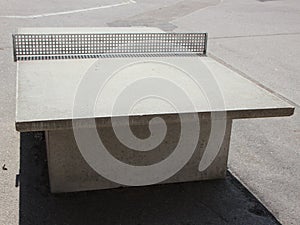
[{"x1": 15, "y1": 107, "x2": 295, "y2": 132}]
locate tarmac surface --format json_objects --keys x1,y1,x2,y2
[{"x1": 0, "y1": 0, "x2": 299, "y2": 224}]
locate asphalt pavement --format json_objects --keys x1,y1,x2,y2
[{"x1": 0, "y1": 0, "x2": 299, "y2": 224}]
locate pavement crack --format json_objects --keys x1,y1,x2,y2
[
  {"x1": 108, "y1": 0, "x2": 220, "y2": 31},
  {"x1": 197, "y1": 200, "x2": 229, "y2": 223}
]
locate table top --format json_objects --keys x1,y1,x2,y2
[{"x1": 15, "y1": 28, "x2": 294, "y2": 131}]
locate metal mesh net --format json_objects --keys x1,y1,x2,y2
[{"x1": 13, "y1": 33, "x2": 207, "y2": 61}]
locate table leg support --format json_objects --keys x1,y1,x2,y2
[{"x1": 45, "y1": 118, "x2": 233, "y2": 193}]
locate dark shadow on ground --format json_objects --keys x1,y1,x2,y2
[{"x1": 19, "y1": 132, "x2": 281, "y2": 225}]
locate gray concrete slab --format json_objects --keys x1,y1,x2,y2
[{"x1": 15, "y1": 28, "x2": 293, "y2": 131}]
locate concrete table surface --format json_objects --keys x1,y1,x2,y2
[
  {"x1": 15, "y1": 27, "x2": 294, "y2": 132},
  {"x1": 16, "y1": 55, "x2": 294, "y2": 131}
]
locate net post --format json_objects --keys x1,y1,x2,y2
[
  {"x1": 203, "y1": 33, "x2": 208, "y2": 56},
  {"x1": 12, "y1": 34, "x2": 17, "y2": 62}
]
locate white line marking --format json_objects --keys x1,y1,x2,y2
[{"x1": 1, "y1": 0, "x2": 136, "y2": 19}]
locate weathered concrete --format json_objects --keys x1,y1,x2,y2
[
  {"x1": 46, "y1": 118, "x2": 232, "y2": 193},
  {"x1": 16, "y1": 45, "x2": 293, "y2": 131}
]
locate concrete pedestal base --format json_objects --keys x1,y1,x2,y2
[{"x1": 45, "y1": 116, "x2": 232, "y2": 193}]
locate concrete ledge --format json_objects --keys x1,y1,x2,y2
[{"x1": 16, "y1": 107, "x2": 294, "y2": 132}]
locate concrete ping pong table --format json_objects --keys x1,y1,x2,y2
[{"x1": 14, "y1": 27, "x2": 294, "y2": 193}]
